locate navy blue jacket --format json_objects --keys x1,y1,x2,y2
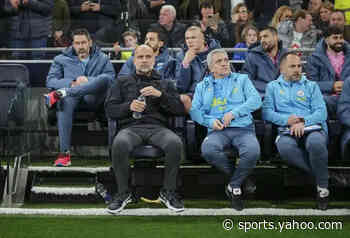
[
  {"x1": 306, "y1": 39, "x2": 350, "y2": 95},
  {"x1": 338, "y1": 79, "x2": 350, "y2": 128},
  {"x1": 117, "y1": 47, "x2": 178, "y2": 82},
  {"x1": 46, "y1": 44, "x2": 115, "y2": 90},
  {"x1": 8, "y1": 0, "x2": 53, "y2": 39},
  {"x1": 241, "y1": 42, "x2": 288, "y2": 96},
  {"x1": 175, "y1": 39, "x2": 221, "y2": 95}
]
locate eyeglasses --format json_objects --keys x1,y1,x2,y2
[{"x1": 238, "y1": 10, "x2": 248, "y2": 14}]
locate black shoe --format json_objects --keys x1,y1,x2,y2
[
  {"x1": 159, "y1": 189, "x2": 184, "y2": 212},
  {"x1": 316, "y1": 191, "x2": 329, "y2": 211},
  {"x1": 107, "y1": 191, "x2": 137, "y2": 214},
  {"x1": 225, "y1": 184, "x2": 244, "y2": 211}
]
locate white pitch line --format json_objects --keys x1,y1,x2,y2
[
  {"x1": 31, "y1": 187, "x2": 96, "y2": 195},
  {"x1": 0, "y1": 208, "x2": 350, "y2": 216}
]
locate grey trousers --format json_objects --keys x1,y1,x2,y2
[{"x1": 111, "y1": 124, "x2": 184, "y2": 194}]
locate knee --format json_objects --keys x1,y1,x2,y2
[
  {"x1": 201, "y1": 140, "x2": 222, "y2": 159},
  {"x1": 241, "y1": 143, "x2": 260, "y2": 161},
  {"x1": 163, "y1": 134, "x2": 183, "y2": 153},
  {"x1": 112, "y1": 135, "x2": 133, "y2": 154},
  {"x1": 276, "y1": 137, "x2": 295, "y2": 156},
  {"x1": 306, "y1": 139, "x2": 327, "y2": 154}
]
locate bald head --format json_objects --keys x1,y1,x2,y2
[{"x1": 133, "y1": 44, "x2": 155, "y2": 75}]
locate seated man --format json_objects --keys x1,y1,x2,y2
[
  {"x1": 113, "y1": 31, "x2": 138, "y2": 60},
  {"x1": 176, "y1": 25, "x2": 221, "y2": 111},
  {"x1": 242, "y1": 26, "x2": 288, "y2": 96},
  {"x1": 306, "y1": 26, "x2": 350, "y2": 119},
  {"x1": 262, "y1": 52, "x2": 329, "y2": 210},
  {"x1": 190, "y1": 49, "x2": 262, "y2": 211},
  {"x1": 105, "y1": 44, "x2": 186, "y2": 213},
  {"x1": 45, "y1": 28, "x2": 115, "y2": 167},
  {"x1": 118, "y1": 27, "x2": 178, "y2": 83}
]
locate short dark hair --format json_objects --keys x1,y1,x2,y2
[
  {"x1": 71, "y1": 28, "x2": 91, "y2": 41},
  {"x1": 147, "y1": 27, "x2": 167, "y2": 44},
  {"x1": 323, "y1": 25, "x2": 344, "y2": 38},
  {"x1": 122, "y1": 31, "x2": 138, "y2": 40},
  {"x1": 200, "y1": 1, "x2": 214, "y2": 10},
  {"x1": 279, "y1": 51, "x2": 300, "y2": 68},
  {"x1": 259, "y1": 26, "x2": 278, "y2": 35},
  {"x1": 293, "y1": 10, "x2": 309, "y2": 22}
]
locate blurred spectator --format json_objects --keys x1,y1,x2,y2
[
  {"x1": 308, "y1": 0, "x2": 323, "y2": 17},
  {"x1": 178, "y1": 0, "x2": 200, "y2": 20},
  {"x1": 149, "y1": 5, "x2": 186, "y2": 48},
  {"x1": 196, "y1": 1, "x2": 229, "y2": 47},
  {"x1": 245, "y1": 0, "x2": 290, "y2": 28},
  {"x1": 142, "y1": 0, "x2": 179, "y2": 19},
  {"x1": 289, "y1": 0, "x2": 303, "y2": 10},
  {"x1": 232, "y1": 25, "x2": 259, "y2": 60},
  {"x1": 0, "y1": 0, "x2": 19, "y2": 53},
  {"x1": 329, "y1": 10, "x2": 350, "y2": 42},
  {"x1": 270, "y1": 6, "x2": 293, "y2": 29},
  {"x1": 306, "y1": 26, "x2": 350, "y2": 119},
  {"x1": 317, "y1": 1, "x2": 334, "y2": 32},
  {"x1": 226, "y1": 3, "x2": 253, "y2": 47},
  {"x1": 52, "y1": 0, "x2": 71, "y2": 47},
  {"x1": 278, "y1": 10, "x2": 320, "y2": 50},
  {"x1": 241, "y1": 26, "x2": 288, "y2": 96},
  {"x1": 8, "y1": 0, "x2": 53, "y2": 59},
  {"x1": 113, "y1": 31, "x2": 138, "y2": 60},
  {"x1": 69, "y1": 0, "x2": 121, "y2": 37}
]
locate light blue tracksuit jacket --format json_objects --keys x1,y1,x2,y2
[
  {"x1": 190, "y1": 72, "x2": 262, "y2": 132},
  {"x1": 262, "y1": 75, "x2": 328, "y2": 133}
]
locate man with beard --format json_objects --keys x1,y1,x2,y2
[
  {"x1": 105, "y1": 44, "x2": 186, "y2": 213},
  {"x1": 118, "y1": 27, "x2": 177, "y2": 83},
  {"x1": 306, "y1": 26, "x2": 350, "y2": 119},
  {"x1": 190, "y1": 49, "x2": 261, "y2": 211},
  {"x1": 263, "y1": 52, "x2": 329, "y2": 210},
  {"x1": 44, "y1": 28, "x2": 115, "y2": 166},
  {"x1": 242, "y1": 26, "x2": 288, "y2": 96}
]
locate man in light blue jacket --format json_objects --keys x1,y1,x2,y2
[
  {"x1": 45, "y1": 28, "x2": 115, "y2": 167},
  {"x1": 190, "y1": 49, "x2": 261, "y2": 211},
  {"x1": 262, "y1": 52, "x2": 329, "y2": 210}
]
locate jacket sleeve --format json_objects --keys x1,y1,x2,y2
[
  {"x1": 87, "y1": 56, "x2": 116, "y2": 87},
  {"x1": 190, "y1": 84, "x2": 216, "y2": 128},
  {"x1": 69, "y1": 0, "x2": 83, "y2": 16},
  {"x1": 117, "y1": 57, "x2": 135, "y2": 78},
  {"x1": 306, "y1": 55, "x2": 334, "y2": 94},
  {"x1": 27, "y1": 0, "x2": 53, "y2": 16},
  {"x1": 338, "y1": 79, "x2": 350, "y2": 127},
  {"x1": 46, "y1": 58, "x2": 75, "y2": 90},
  {"x1": 241, "y1": 54, "x2": 260, "y2": 90},
  {"x1": 104, "y1": 79, "x2": 132, "y2": 120},
  {"x1": 303, "y1": 83, "x2": 327, "y2": 126},
  {"x1": 175, "y1": 62, "x2": 192, "y2": 94},
  {"x1": 262, "y1": 83, "x2": 290, "y2": 126},
  {"x1": 159, "y1": 81, "x2": 186, "y2": 116},
  {"x1": 230, "y1": 77, "x2": 262, "y2": 118}
]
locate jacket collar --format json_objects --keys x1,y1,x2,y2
[{"x1": 277, "y1": 74, "x2": 306, "y2": 86}]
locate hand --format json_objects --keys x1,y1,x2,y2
[
  {"x1": 333, "y1": 81, "x2": 344, "y2": 94},
  {"x1": 10, "y1": 0, "x2": 19, "y2": 8},
  {"x1": 81, "y1": 1, "x2": 91, "y2": 12},
  {"x1": 140, "y1": 86, "x2": 162, "y2": 97},
  {"x1": 290, "y1": 122, "x2": 305, "y2": 138},
  {"x1": 90, "y1": 3, "x2": 101, "y2": 12},
  {"x1": 222, "y1": 112, "x2": 234, "y2": 127},
  {"x1": 113, "y1": 42, "x2": 121, "y2": 55},
  {"x1": 54, "y1": 31, "x2": 64, "y2": 40},
  {"x1": 183, "y1": 49, "x2": 197, "y2": 65},
  {"x1": 231, "y1": 13, "x2": 239, "y2": 23},
  {"x1": 213, "y1": 119, "x2": 224, "y2": 131},
  {"x1": 130, "y1": 99, "x2": 146, "y2": 112},
  {"x1": 150, "y1": 0, "x2": 165, "y2": 8},
  {"x1": 209, "y1": 24, "x2": 218, "y2": 32},
  {"x1": 72, "y1": 76, "x2": 88, "y2": 87},
  {"x1": 287, "y1": 115, "x2": 300, "y2": 126}
]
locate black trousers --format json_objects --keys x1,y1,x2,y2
[{"x1": 112, "y1": 124, "x2": 184, "y2": 194}]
